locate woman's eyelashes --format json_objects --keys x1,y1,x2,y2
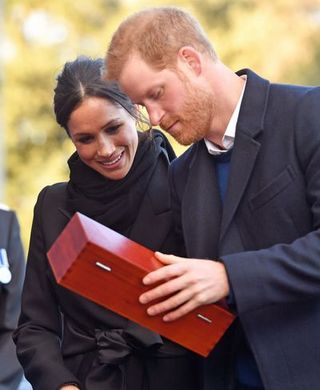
[
  {"x1": 75, "y1": 124, "x2": 122, "y2": 144},
  {"x1": 75, "y1": 134, "x2": 94, "y2": 144},
  {"x1": 105, "y1": 123, "x2": 121, "y2": 134}
]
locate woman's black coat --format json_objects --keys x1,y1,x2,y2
[{"x1": 14, "y1": 146, "x2": 200, "y2": 390}]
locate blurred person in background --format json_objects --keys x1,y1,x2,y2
[
  {"x1": 13, "y1": 56, "x2": 200, "y2": 390},
  {"x1": 0, "y1": 204, "x2": 31, "y2": 390},
  {"x1": 105, "y1": 6, "x2": 320, "y2": 390}
]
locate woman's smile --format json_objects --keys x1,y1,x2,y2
[{"x1": 97, "y1": 150, "x2": 124, "y2": 167}]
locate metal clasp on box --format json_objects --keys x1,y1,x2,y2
[
  {"x1": 197, "y1": 313, "x2": 212, "y2": 324},
  {"x1": 95, "y1": 261, "x2": 112, "y2": 272}
]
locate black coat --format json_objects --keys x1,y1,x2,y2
[
  {"x1": 0, "y1": 206, "x2": 25, "y2": 390},
  {"x1": 170, "y1": 69, "x2": 320, "y2": 390},
  {"x1": 14, "y1": 151, "x2": 200, "y2": 390}
]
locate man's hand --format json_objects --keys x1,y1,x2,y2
[{"x1": 139, "y1": 252, "x2": 230, "y2": 322}]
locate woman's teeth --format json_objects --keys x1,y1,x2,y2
[{"x1": 101, "y1": 153, "x2": 122, "y2": 166}]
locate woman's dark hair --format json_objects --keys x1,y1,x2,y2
[{"x1": 53, "y1": 56, "x2": 142, "y2": 134}]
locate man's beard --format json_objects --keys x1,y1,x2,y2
[{"x1": 161, "y1": 82, "x2": 214, "y2": 146}]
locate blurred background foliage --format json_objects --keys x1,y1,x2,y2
[{"x1": 1, "y1": 0, "x2": 320, "y2": 250}]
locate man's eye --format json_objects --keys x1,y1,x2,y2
[
  {"x1": 152, "y1": 92, "x2": 159, "y2": 100},
  {"x1": 150, "y1": 88, "x2": 163, "y2": 100}
]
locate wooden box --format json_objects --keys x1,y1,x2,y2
[{"x1": 47, "y1": 212, "x2": 235, "y2": 357}]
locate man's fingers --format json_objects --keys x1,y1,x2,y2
[
  {"x1": 154, "y1": 251, "x2": 187, "y2": 265},
  {"x1": 163, "y1": 299, "x2": 199, "y2": 322},
  {"x1": 142, "y1": 260, "x2": 185, "y2": 285},
  {"x1": 144, "y1": 285, "x2": 194, "y2": 316},
  {"x1": 140, "y1": 272, "x2": 188, "y2": 304}
]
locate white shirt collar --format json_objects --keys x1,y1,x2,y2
[{"x1": 205, "y1": 76, "x2": 247, "y2": 155}]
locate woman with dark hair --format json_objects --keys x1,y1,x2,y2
[{"x1": 13, "y1": 57, "x2": 200, "y2": 390}]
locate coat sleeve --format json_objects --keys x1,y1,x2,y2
[
  {"x1": 13, "y1": 187, "x2": 81, "y2": 390},
  {"x1": 0, "y1": 210, "x2": 25, "y2": 388},
  {"x1": 222, "y1": 87, "x2": 320, "y2": 314}
]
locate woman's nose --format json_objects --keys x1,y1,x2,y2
[{"x1": 96, "y1": 135, "x2": 115, "y2": 157}]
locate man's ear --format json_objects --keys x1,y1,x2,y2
[{"x1": 177, "y1": 46, "x2": 202, "y2": 75}]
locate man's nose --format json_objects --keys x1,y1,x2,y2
[{"x1": 146, "y1": 104, "x2": 164, "y2": 127}]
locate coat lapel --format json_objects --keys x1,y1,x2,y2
[
  {"x1": 220, "y1": 69, "x2": 270, "y2": 241},
  {"x1": 220, "y1": 131, "x2": 260, "y2": 240},
  {"x1": 182, "y1": 142, "x2": 222, "y2": 259}
]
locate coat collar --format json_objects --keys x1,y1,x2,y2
[{"x1": 235, "y1": 68, "x2": 270, "y2": 137}]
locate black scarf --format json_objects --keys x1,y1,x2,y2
[{"x1": 66, "y1": 131, "x2": 174, "y2": 236}]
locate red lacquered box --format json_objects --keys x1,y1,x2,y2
[{"x1": 47, "y1": 212, "x2": 235, "y2": 357}]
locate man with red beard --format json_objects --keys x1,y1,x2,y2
[{"x1": 105, "y1": 7, "x2": 320, "y2": 390}]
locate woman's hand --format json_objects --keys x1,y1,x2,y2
[{"x1": 139, "y1": 251, "x2": 230, "y2": 322}]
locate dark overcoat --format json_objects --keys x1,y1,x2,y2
[
  {"x1": 170, "y1": 69, "x2": 320, "y2": 390},
  {"x1": 14, "y1": 152, "x2": 200, "y2": 390}
]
